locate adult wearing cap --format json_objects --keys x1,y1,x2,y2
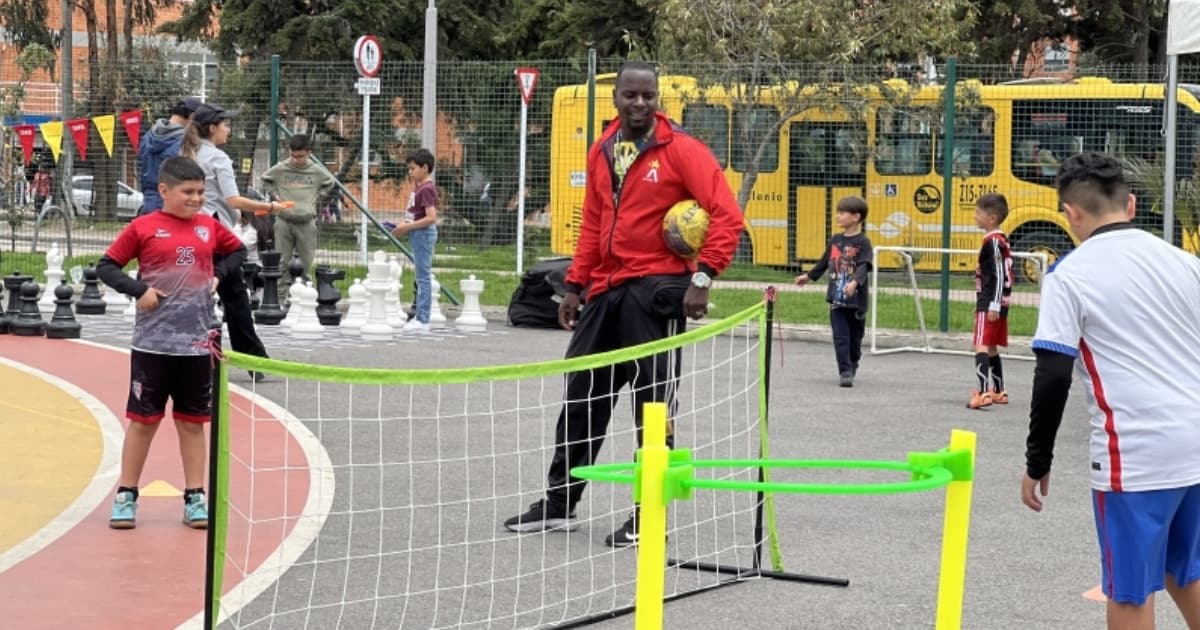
[
  {"x1": 138, "y1": 96, "x2": 200, "y2": 214},
  {"x1": 182, "y1": 102, "x2": 276, "y2": 377}
]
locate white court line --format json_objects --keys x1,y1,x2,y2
[{"x1": 0, "y1": 356, "x2": 123, "y2": 575}]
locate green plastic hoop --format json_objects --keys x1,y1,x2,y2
[{"x1": 571, "y1": 458, "x2": 955, "y2": 495}]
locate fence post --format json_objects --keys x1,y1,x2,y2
[
  {"x1": 270, "y1": 54, "x2": 281, "y2": 166},
  {"x1": 939, "y1": 56, "x2": 958, "y2": 333}
]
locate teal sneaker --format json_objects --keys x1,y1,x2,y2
[
  {"x1": 183, "y1": 492, "x2": 208, "y2": 529},
  {"x1": 109, "y1": 490, "x2": 137, "y2": 529}
]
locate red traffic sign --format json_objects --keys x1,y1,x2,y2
[
  {"x1": 354, "y1": 35, "x2": 383, "y2": 78},
  {"x1": 515, "y1": 67, "x2": 539, "y2": 105}
]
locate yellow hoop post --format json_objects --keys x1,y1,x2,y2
[
  {"x1": 934, "y1": 429, "x2": 977, "y2": 630},
  {"x1": 634, "y1": 402, "x2": 670, "y2": 630}
]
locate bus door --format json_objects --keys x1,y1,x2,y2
[{"x1": 788, "y1": 122, "x2": 867, "y2": 261}]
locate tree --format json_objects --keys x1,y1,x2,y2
[
  {"x1": 0, "y1": 0, "x2": 59, "y2": 70},
  {"x1": 497, "y1": 0, "x2": 656, "y2": 59}
]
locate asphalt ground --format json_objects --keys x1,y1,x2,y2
[{"x1": 69, "y1": 312, "x2": 1192, "y2": 630}]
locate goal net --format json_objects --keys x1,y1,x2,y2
[
  {"x1": 867, "y1": 246, "x2": 1047, "y2": 359},
  {"x1": 200, "y1": 300, "x2": 783, "y2": 629}
]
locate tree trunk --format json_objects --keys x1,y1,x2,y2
[{"x1": 122, "y1": 0, "x2": 133, "y2": 63}]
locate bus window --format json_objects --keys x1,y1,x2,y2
[
  {"x1": 682, "y1": 104, "x2": 729, "y2": 167},
  {"x1": 1011, "y1": 102, "x2": 1093, "y2": 185},
  {"x1": 935, "y1": 107, "x2": 995, "y2": 177},
  {"x1": 732, "y1": 105, "x2": 780, "y2": 172},
  {"x1": 874, "y1": 107, "x2": 932, "y2": 175}
]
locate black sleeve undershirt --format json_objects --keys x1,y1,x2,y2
[
  {"x1": 96, "y1": 256, "x2": 148, "y2": 299},
  {"x1": 1025, "y1": 348, "x2": 1076, "y2": 479}
]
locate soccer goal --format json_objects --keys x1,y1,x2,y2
[
  {"x1": 199, "y1": 298, "x2": 833, "y2": 629},
  {"x1": 868, "y1": 246, "x2": 1048, "y2": 359}
]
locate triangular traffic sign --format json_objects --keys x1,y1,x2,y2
[{"x1": 515, "y1": 67, "x2": 540, "y2": 105}]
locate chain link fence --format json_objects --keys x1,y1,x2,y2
[{"x1": 3, "y1": 57, "x2": 1199, "y2": 282}]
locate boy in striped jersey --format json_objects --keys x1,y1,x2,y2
[{"x1": 966, "y1": 193, "x2": 1013, "y2": 409}]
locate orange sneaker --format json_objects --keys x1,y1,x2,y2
[
  {"x1": 991, "y1": 390, "x2": 1009, "y2": 404},
  {"x1": 966, "y1": 390, "x2": 994, "y2": 410}
]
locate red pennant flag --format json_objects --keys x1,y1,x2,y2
[
  {"x1": 13, "y1": 125, "x2": 36, "y2": 165},
  {"x1": 67, "y1": 118, "x2": 90, "y2": 160},
  {"x1": 118, "y1": 109, "x2": 142, "y2": 151}
]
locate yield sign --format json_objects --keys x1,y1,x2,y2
[{"x1": 515, "y1": 67, "x2": 539, "y2": 105}]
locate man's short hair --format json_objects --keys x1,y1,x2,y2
[
  {"x1": 1056, "y1": 152, "x2": 1130, "y2": 216},
  {"x1": 976, "y1": 193, "x2": 1009, "y2": 223},
  {"x1": 289, "y1": 134, "x2": 313, "y2": 152},
  {"x1": 616, "y1": 60, "x2": 659, "y2": 84},
  {"x1": 837, "y1": 196, "x2": 868, "y2": 222},
  {"x1": 159, "y1": 156, "x2": 206, "y2": 187},
  {"x1": 406, "y1": 148, "x2": 435, "y2": 173}
]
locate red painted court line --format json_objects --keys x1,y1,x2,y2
[{"x1": 0, "y1": 337, "x2": 312, "y2": 630}]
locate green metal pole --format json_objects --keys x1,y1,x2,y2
[
  {"x1": 270, "y1": 54, "x2": 281, "y2": 165},
  {"x1": 939, "y1": 57, "x2": 957, "y2": 333},
  {"x1": 586, "y1": 49, "x2": 596, "y2": 152}
]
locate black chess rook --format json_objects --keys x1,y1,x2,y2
[
  {"x1": 314, "y1": 265, "x2": 345, "y2": 326},
  {"x1": 75, "y1": 264, "x2": 107, "y2": 315},
  {"x1": 46, "y1": 280, "x2": 82, "y2": 339},
  {"x1": 255, "y1": 250, "x2": 286, "y2": 325},
  {"x1": 11, "y1": 281, "x2": 46, "y2": 336}
]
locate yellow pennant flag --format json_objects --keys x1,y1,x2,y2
[
  {"x1": 39, "y1": 121, "x2": 63, "y2": 163},
  {"x1": 92, "y1": 114, "x2": 116, "y2": 157}
]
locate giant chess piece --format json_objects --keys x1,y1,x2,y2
[
  {"x1": 243, "y1": 262, "x2": 261, "y2": 310},
  {"x1": 456, "y1": 274, "x2": 488, "y2": 332},
  {"x1": 2, "y1": 270, "x2": 33, "y2": 334},
  {"x1": 291, "y1": 282, "x2": 325, "y2": 340},
  {"x1": 360, "y1": 251, "x2": 395, "y2": 341},
  {"x1": 429, "y1": 274, "x2": 446, "y2": 329},
  {"x1": 286, "y1": 257, "x2": 307, "y2": 296},
  {"x1": 45, "y1": 280, "x2": 82, "y2": 339},
  {"x1": 254, "y1": 250, "x2": 286, "y2": 325},
  {"x1": 75, "y1": 264, "x2": 107, "y2": 315},
  {"x1": 280, "y1": 278, "x2": 303, "y2": 330},
  {"x1": 314, "y1": 265, "x2": 345, "y2": 326},
  {"x1": 385, "y1": 254, "x2": 407, "y2": 327},
  {"x1": 11, "y1": 281, "x2": 46, "y2": 336},
  {"x1": 40, "y1": 243, "x2": 65, "y2": 315},
  {"x1": 339, "y1": 279, "x2": 368, "y2": 336}
]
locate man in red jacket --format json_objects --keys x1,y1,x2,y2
[{"x1": 503, "y1": 60, "x2": 744, "y2": 546}]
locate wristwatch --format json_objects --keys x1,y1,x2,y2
[{"x1": 691, "y1": 271, "x2": 712, "y2": 289}]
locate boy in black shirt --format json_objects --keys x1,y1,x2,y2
[
  {"x1": 967, "y1": 193, "x2": 1013, "y2": 409},
  {"x1": 795, "y1": 196, "x2": 874, "y2": 387}
]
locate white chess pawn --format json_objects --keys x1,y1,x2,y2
[
  {"x1": 340, "y1": 278, "x2": 368, "y2": 335},
  {"x1": 428, "y1": 274, "x2": 446, "y2": 329},
  {"x1": 385, "y1": 254, "x2": 407, "y2": 326},
  {"x1": 40, "y1": 243, "x2": 65, "y2": 315},
  {"x1": 456, "y1": 274, "x2": 487, "y2": 332},
  {"x1": 280, "y1": 278, "x2": 303, "y2": 330},
  {"x1": 360, "y1": 251, "x2": 395, "y2": 341},
  {"x1": 122, "y1": 269, "x2": 138, "y2": 322},
  {"x1": 104, "y1": 281, "x2": 130, "y2": 309},
  {"x1": 292, "y1": 282, "x2": 325, "y2": 340}
]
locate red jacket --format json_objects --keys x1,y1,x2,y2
[{"x1": 565, "y1": 111, "x2": 744, "y2": 299}]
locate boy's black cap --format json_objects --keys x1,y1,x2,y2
[
  {"x1": 170, "y1": 97, "x2": 202, "y2": 118},
  {"x1": 192, "y1": 103, "x2": 235, "y2": 127}
]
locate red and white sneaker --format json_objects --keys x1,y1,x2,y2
[
  {"x1": 966, "y1": 390, "x2": 994, "y2": 410},
  {"x1": 990, "y1": 390, "x2": 1009, "y2": 405}
]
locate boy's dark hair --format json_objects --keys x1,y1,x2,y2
[
  {"x1": 976, "y1": 193, "x2": 1009, "y2": 223},
  {"x1": 837, "y1": 196, "x2": 868, "y2": 222},
  {"x1": 288, "y1": 134, "x2": 313, "y2": 152},
  {"x1": 616, "y1": 60, "x2": 659, "y2": 83},
  {"x1": 1055, "y1": 151, "x2": 1129, "y2": 216},
  {"x1": 406, "y1": 148, "x2": 435, "y2": 173},
  {"x1": 159, "y1": 156, "x2": 206, "y2": 187}
]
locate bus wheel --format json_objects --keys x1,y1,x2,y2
[{"x1": 1012, "y1": 230, "x2": 1072, "y2": 284}]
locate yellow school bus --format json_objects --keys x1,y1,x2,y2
[{"x1": 549, "y1": 74, "x2": 1200, "y2": 280}]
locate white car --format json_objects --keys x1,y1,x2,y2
[{"x1": 70, "y1": 175, "x2": 143, "y2": 219}]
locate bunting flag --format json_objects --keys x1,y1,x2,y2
[
  {"x1": 67, "y1": 118, "x2": 90, "y2": 160},
  {"x1": 39, "y1": 121, "x2": 63, "y2": 163},
  {"x1": 13, "y1": 125, "x2": 36, "y2": 165},
  {"x1": 118, "y1": 109, "x2": 142, "y2": 151},
  {"x1": 92, "y1": 114, "x2": 116, "y2": 157}
]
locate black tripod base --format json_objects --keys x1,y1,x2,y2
[{"x1": 668, "y1": 558, "x2": 850, "y2": 587}]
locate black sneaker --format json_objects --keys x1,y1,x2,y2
[
  {"x1": 605, "y1": 511, "x2": 639, "y2": 547},
  {"x1": 503, "y1": 500, "x2": 577, "y2": 533},
  {"x1": 839, "y1": 372, "x2": 854, "y2": 388},
  {"x1": 249, "y1": 371, "x2": 265, "y2": 383}
]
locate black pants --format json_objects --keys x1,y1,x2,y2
[
  {"x1": 830, "y1": 306, "x2": 864, "y2": 375},
  {"x1": 217, "y1": 273, "x2": 268, "y2": 359},
  {"x1": 546, "y1": 279, "x2": 685, "y2": 511}
]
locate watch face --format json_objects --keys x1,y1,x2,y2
[{"x1": 692, "y1": 272, "x2": 711, "y2": 288}]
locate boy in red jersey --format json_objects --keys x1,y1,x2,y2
[
  {"x1": 96, "y1": 156, "x2": 246, "y2": 529},
  {"x1": 966, "y1": 193, "x2": 1013, "y2": 409}
]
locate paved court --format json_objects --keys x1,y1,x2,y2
[{"x1": 0, "y1": 313, "x2": 1193, "y2": 629}]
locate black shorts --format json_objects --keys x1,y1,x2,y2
[{"x1": 127, "y1": 350, "x2": 213, "y2": 424}]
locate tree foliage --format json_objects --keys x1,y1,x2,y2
[
  {"x1": 0, "y1": 0, "x2": 59, "y2": 70},
  {"x1": 496, "y1": 0, "x2": 655, "y2": 59}
]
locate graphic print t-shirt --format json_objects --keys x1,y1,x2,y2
[
  {"x1": 823, "y1": 233, "x2": 873, "y2": 310},
  {"x1": 105, "y1": 212, "x2": 243, "y2": 355}
]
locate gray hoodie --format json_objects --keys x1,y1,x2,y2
[{"x1": 260, "y1": 160, "x2": 337, "y2": 223}]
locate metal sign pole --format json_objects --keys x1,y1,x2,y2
[
  {"x1": 516, "y1": 98, "x2": 528, "y2": 275},
  {"x1": 360, "y1": 91, "x2": 371, "y2": 267}
]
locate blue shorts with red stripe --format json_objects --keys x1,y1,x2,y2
[{"x1": 1092, "y1": 483, "x2": 1200, "y2": 604}]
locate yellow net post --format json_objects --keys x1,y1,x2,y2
[
  {"x1": 634, "y1": 402, "x2": 670, "y2": 630},
  {"x1": 934, "y1": 429, "x2": 977, "y2": 630}
]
